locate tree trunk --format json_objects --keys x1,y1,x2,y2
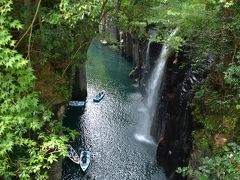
[{"x1": 24, "y1": 0, "x2": 32, "y2": 28}]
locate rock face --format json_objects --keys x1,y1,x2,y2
[
  {"x1": 100, "y1": 16, "x2": 119, "y2": 41},
  {"x1": 154, "y1": 53, "x2": 194, "y2": 179},
  {"x1": 48, "y1": 104, "x2": 66, "y2": 180},
  {"x1": 48, "y1": 157, "x2": 63, "y2": 180},
  {"x1": 121, "y1": 33, "x2": 145, "y2": 81},
  {"x1": 155, "y1": 53, "x2": 212, "y2": 179},
  {"x1": 122, "y1": 34, "x2": 196, "y2": 179},
  {"x1": 71, "y1": 64, "x2": 87, "y2": 100}
]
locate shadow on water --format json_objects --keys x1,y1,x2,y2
[
  {"x1": 62, "y1": 41, "x2": 166, "y2": 180},
  {"x1": 62, "y1": 106, "x2": 92, "y2": 179}
]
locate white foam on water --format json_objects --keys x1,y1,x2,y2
[{"x1": 134, "y1": 133, "x2": 156, "y2": 145}]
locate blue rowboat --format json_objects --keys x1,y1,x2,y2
[{"x1": 93, "y1": 91, "x2": 105, "y2": 102}]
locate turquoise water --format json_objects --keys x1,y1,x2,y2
[{"x1": 62, "y1": 41, "x2": 166, "y2": 180}]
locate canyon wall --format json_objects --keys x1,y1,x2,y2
[{"x1": 122, "y1": 33, "x2": 195, "y2": 179}]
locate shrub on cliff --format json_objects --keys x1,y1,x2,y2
[
  {"x1": 0, "y1": 1, "x2": 76, "y2": 179},
  {"x1": 177, "y1": 143, "x2": 240, "y2": 179}
]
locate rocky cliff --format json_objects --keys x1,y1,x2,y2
[{"x1": 121, "y1": 33, "x2": 201, "y2": 179}]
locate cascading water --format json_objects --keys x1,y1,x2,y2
[
  {"x1": 135, "y1": 28, "x2": 179, "y2": 145},
  {"x1": 144, "y1": 40, "x2": 151, "y2": 70}
]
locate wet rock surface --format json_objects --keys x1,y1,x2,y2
[
  {"x1": 137, "y1": 42, "x2": 211, "y2": 179},
  {"x1": 120, "y1": 31, "x2": 213, "y2": 179}
]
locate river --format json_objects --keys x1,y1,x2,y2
[{"x1": 62, "y1": 41, "x2": 166, "y2": 180}]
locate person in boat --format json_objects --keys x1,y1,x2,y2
[{"x1": 82, "y1": 151, "x2": 87, "y2": 163}]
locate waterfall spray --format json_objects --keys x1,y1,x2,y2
[{"x1": 135, "y1": 28, "x2": 179, "y2": 145}]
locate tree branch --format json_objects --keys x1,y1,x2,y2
[
  {"x1": 99, "y1": 0, "x2": 109, "y2": 22},
  {"x1": 15, "y1": 0, "x2": 42, "y2": 51}
]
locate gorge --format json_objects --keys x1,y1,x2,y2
[
  {"x1": 1, "y1": 1, "x2": 239, "y2": 180},
  {"x1": 62, "y1": 41, "x2": 167, "y2": 179},
  {"x1": 62, "y1": 27, "x2": 196, "y2": 179}
]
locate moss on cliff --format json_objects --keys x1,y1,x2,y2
[{"x1": 183, "y1": 63, "x2": 240, "y2": 178}]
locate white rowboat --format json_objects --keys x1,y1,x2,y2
[
  {"x1": 68, "y1": 145, "x2": 80, "y2": 164},
  {"x1": 79, "y1": 150, "x2": 91, "y2": 172},
  {"x1": 69, "y1": 101, "x2": 85, "y2": 107}
]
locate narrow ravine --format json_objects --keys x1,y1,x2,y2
[{"x1": 62, "y1": 41, "x2": 166, "y2": 180}]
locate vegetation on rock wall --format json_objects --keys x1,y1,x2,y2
[
  {"x1": 0, "y1": 1, "x2": 72, "y2": 179},
  {"x1": 0, "y1": 0, "x2": 114, "y2": 179},
  {"x1": 1, "y1": 0, "x2": 239, "y2": 179},
  {"x1": 116, "y1": 0, "x2": 240, "y2": 178}
]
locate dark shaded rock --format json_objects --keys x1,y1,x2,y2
[
  {"x1": 48, "y1": 157, "x2": 63, "y2": 180},
  {"x1": 48, "y1": 104, "x2": 66, "y2": 180},
  {"x1": 153, "y1": 50, "x2": 213, "y2": 179},
  {"x1": 153, "y1": 51, "x2": 193, "y2": 179},
  {"x1": 129, "y1": 66, "x2": 141, "y2": 79},
  {"x1": 71, "y1": 64, "x2": 87, "y2": 100},
  {"x1": 121, "y1": 27, "x2": 213, "y2": 179},
  {"x1": 121, "y1": 33, "x2": 146, "y2": 82}
]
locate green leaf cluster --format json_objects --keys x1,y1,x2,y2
[
  {"x1": 0, "y1": 1, "x2": 72, "y2": 179},
  {"x1": 32, "y1": 0, "x2": 116, "y2": 65},
  {"x1": 177, "y1": 143, "x2": 240, "y2": 179},
  {"x1": 224, "y1": 57, "x2": 240, "y2": 89},
  {"x1": 188, "y1": 68, "x2": 240, "y2": 178}
]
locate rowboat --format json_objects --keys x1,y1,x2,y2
[
  {"x1": 68, "y1": 145, "x2": 80, "y2": 164},
  {"x1": 68, "y1": 101, "x2": 85, "y2": 107},
  {"x1": 93, "y1": 91, "x2": 105, "y2": 102},
  {"x1": 79, "y1": 150, "x2": 91, "y2": 172},
  {"x1": 100, "y1": 39, "x2": 108, "y2": 45}
]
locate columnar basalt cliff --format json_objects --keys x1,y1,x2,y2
[
  {"x1": 121, "y1": 33, "x2": 145, "y2": 82},
  {"x1": 154, "y1": 53, "x2": 194, "y2": 179},
  {"x1": 155, "y1": 53, "x2": 212, "y2": 179},
  {"x1": 71, "y1": 64, "x2": 87, "y2": 100},
  {"x1": 121, "y1": 33, "x2": 198, "y2": 179}
]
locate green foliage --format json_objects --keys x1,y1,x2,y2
[
  {"x1": 117, "y1": 0, "x2": 240, "y2": 58},
  {"x1": 59, "y1": 0, "x2": 103, "y2": 25},
  {"x1": 177, "y1": 143, "x2": 240, "y2": 179},
  {"x1": 188, "y1": 61, "x2": 240, "y2": 179},
  {"x1": 1, "y1": 0, "x2": 239, "y2": 179},
  {"x1": 224, "y1": 58, "x2": 240, "y2": 89},
  {"x1": 0, "y1": 0, "x2": 119, "y2": 178},
  {"x1": 117, "y1": 0, "x2": 156, "y2": 39},
  {"x1": 36, "y1": 23, "x2": 80, "y2": 63},
  {"x1": 31, "y1": 0, "x2": 116, "y2": 65},
  {"x1": 0, "y1": 1, "x2": 72, "y2": 179}
]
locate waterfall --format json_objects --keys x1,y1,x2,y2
[
  {"x1": 144, "y1": 40, "x2": 151, "y2": 70},
  {"x1": 135, "y1": 28, "x2": 179, "y2": 145}
]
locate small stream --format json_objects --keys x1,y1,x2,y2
[{"x1": 62, "y1": 41, "x2": 166, "y2": 180}]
